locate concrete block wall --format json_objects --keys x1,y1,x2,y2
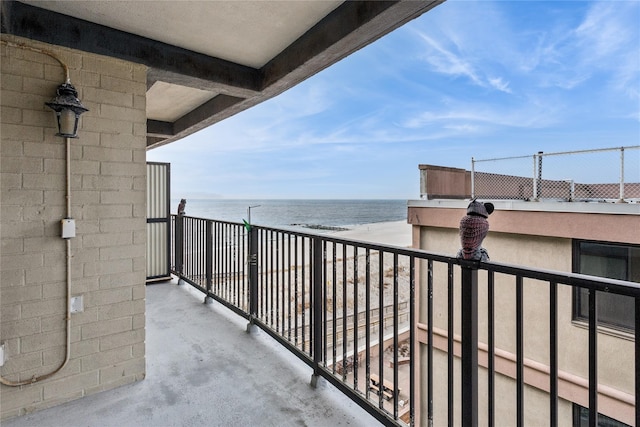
[{"x1": 1, "y1": 35, "x2": 147, "y2": 420}]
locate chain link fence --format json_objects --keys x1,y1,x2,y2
[{"x1": 471, "y1": 146, "x2": 640, "y2": 202}]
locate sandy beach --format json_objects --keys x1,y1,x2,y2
[{"x1": 329, "y1": 220, "x2": 412, "y2": 248}]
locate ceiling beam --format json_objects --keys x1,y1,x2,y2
[
  {"x1": 147, "y1": 120, "x2": 174, "y2": 139},
  {"x1": 173, "y1": 94, "x2": 244, "y2": 136},
  {"x1": 260, "y1": 0, "x2": 444, "y2": 93},
  {"x1": 1, "y1": 0, "x2": 261, "y2": 94}
]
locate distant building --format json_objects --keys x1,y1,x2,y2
[{"x1": 409, "y1": 164, "x2": 639, "y2": 426}]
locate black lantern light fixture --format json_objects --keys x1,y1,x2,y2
[{"x1": 45, "y1": 82, "x2": 89, "y2": 138}]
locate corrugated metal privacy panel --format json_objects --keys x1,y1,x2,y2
[
  {"x1": 146, "y1": 162, "x2": 171, "y2": 281},
  {"x1": 147, "y1": 163, "x2": 168, "y2": 219}
]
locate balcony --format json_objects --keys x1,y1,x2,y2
[{"x1": 6, "y1": 215, "x2": 639, "y2": 427}]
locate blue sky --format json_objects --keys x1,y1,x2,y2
[{"x1": 147, "y1": 0, "x2": 640, "y2": 200}]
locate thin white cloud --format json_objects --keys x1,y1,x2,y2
[
  {"x1": 415, "y1": 32, "x2": 484, "y2": 86},
  {"x1": 574, "y1": 1, "x2": 632, "y2": 59},
  {"x1": 488, "y1": 77, "x2": 512, "y2": 93},
  {"x1": 401, "y1": 100, "x2": 562, "y2": 133},
  {"x1": 524, "y1": 1, "x2": 640, "y2": 96}
]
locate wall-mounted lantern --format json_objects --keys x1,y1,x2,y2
[{"x1": 45, "y1": 82, "x2": 88, "y2": 138}]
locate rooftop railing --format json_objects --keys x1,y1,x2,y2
[
  {"x1": 471, "y1": 146, "x2": 640, "y2": 202},
  {"x1": 170, "y1": 214, "x2": 639, "y2": 427}
]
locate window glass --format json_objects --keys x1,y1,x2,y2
[
  {"x1": 573, "y1": 404, "x2": 630, "y2": 427},
  {"x1": 573, "y1": 241, "x2": 638, "y2": 332}
]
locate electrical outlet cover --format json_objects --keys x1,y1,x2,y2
[{"x1": 70, "y1": 295, "x2": 84, "y2": 313}]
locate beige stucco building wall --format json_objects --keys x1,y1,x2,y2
[
  {"x1": 409, "y1": 199, "x2": 639, "y2": 426},
  {"x1": 1, "y1": 36, "x2": 147, "y2": 420}
]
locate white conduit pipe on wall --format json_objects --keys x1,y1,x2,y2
[{"x1": 0, "y1": 39, "x2": 72, "y2": 386}]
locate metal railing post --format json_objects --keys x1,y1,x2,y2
[
  {"x1": 204, "y1": 220, "x2": 213, "y2": 304},
  {"x1": 310, "y1": 236, "x2": 323, "y2": 387},
  {"x1": 176, "y1": 214, "x2": 184, "y2": 284},
  {"x1": 461, "y1": 260, "x2": 478, "y2": 427},
  {"x1": 619, "y1": 147, "x2": 625, "y2": 202},
  {"x1": 247, "y1": 226, "x2": 258, "y2": 332}
]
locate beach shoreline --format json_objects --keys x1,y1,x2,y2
[{"x1": 328, "y1": 220, "x2": 412, "y2": 248}]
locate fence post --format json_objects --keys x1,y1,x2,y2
[
  {"x1": 460, "y1": 260, "x2": 478, "y2": 427},
  {"x1": 567, "y1": 180, "x2": 575, "y2": 202},
  {"x1": 471, "y1": 157, "x2": 476, "y2": 199},
  {"x1": 204, "y1": 220, "x2": 213, "y2": 304},
  {"x1": 247, "y1": 226, "x2": 258, "y2": 332},
  {"x1": 535, "y1": 151, "x2": 543, "y2": 201},
  {"x1": 619, "y1": 147, "x2": 625, "y2": 203},
  {"x1": 176, "y1": 214, "x2": 184, "y2": 284},
  {"x1": 310, "y1": 236, "x2": 323, "y2": 388}
]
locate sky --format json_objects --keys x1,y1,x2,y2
[{"x1": 146, "y1": 0, "x2": 640, "y2": 200}]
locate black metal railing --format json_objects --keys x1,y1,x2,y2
[{"x1": 170, "y1": 214, "x2": 639, "y2": 427}]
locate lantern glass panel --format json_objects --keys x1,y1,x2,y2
[{"x1": 58, "y1": 109, "x2": 79, "y2": 137}]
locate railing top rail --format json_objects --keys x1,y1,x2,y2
[
  {"x1": 473, "y1": 154, "x2": 533, "y2": 163},
  {"x1": 482, "y1": 260, "x2": 640, "y2": 296},
  {"x1": 473, "y1": 145, "x2": 639, "y2": 163},
  {"x1": 173, "y1": 214, "x2": 245, "y2": 226},
  {"x1": 174, "y1": 214, "x2": 639, "y2": 296}
]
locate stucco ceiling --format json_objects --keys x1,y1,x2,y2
[
  {"x1": 2, "y1": 0, "x2": 444, "y2": 149},
  {"x1": 19, "y1": 0, "x2": 343, "y2": 69}
]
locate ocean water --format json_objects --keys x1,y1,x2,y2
[{"x1": 174, "y1": 199, "x2": 407, "y2": 230}]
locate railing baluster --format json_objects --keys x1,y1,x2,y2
[
  {"x1": 204, "y1": 220, "x2": 212, "y2": 304},
  {"x1": 301, "y1": 238, "x2": 306, "y2": 352},
  {"x1": 322, "y1": 241, "x2": 328, "y2": 366},
  {"x1": 294, "y1": 235, "x2": 299, "y2": 347},
  {"x1": 215, "y1": 222, "x2": 220, "y2": 294},
  {"x1": 247, "y1": 225, "x2": 258, "y2": 330},
  {"x1": 516, "y1": 275, "x2": 523, "y2": 427},
  {"x1": 276, "y1": 231, "x2": 281, "y2": 332},
  {"x1": 365, "y1": 248, "x2": 371, "y2": 400},
  {"x1": 588, "y1": 288, "x2": 598, "y2": 427},
  {"x1": 635, "y1": 295, "x2": 640, "y2": 427},
  {"x1": 269, "y1": 230, "x2": 274, "y2": 327},
  {"x1": 175, "y1": 214, "x2": 183, "y2": 278},
  {"x1": 378, "y1": 250, "x2": 385, "y2": 409},
  {"x1": 353, "y1": 247, "x2": 359, "y2": 390},
  {"x1": 447, "y1": 262, "x2": 454, "y2": 426},
  {"x1": 393, "y1": 253, "x2": 399, "y2": 420},
  {"x1": 550, "y1": 281, "x2": 558, "y2": 427},
  {"x1": 342, "y1": 244, "x2": 347, "y2": 380},
  {"x1": 311, "y1": 236, "x2": 323, "y2": 387},
  {"x1": 427, "y1": 260, "x2": 434, "y2": 427},
  {"x1": 409, "y1": 256, "x2": 416, "y2": 427},
  {"x1": 332, "y1": 242, "x2": 338, "y2": 374},
  {"x1": 461, "y1": 261, "x2": 478, "y2": 427},
  {"x1": 235, "y1": 226, "x2": 240, "y2": 307},
  {"x1": 287, "y1": 234, "x2": 292, "y2": 342},
  {"x1": 488, "y1": 270, "x2": 495, "y2": 427}
]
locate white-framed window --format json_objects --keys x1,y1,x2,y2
[{"x1": 572, "y1": 240, "x2": 640, "y2": 332}]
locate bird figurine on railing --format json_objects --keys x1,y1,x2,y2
[
  {"x1": 177, "y1": 198, "x2": 186, "y2": 216},
  {"x1": 457, "y1": 199, "x2": 494, "y2": 262}
]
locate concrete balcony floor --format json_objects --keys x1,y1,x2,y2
[{"x1": 5, "y1": 279, "x2": 379, "y2": 427}]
